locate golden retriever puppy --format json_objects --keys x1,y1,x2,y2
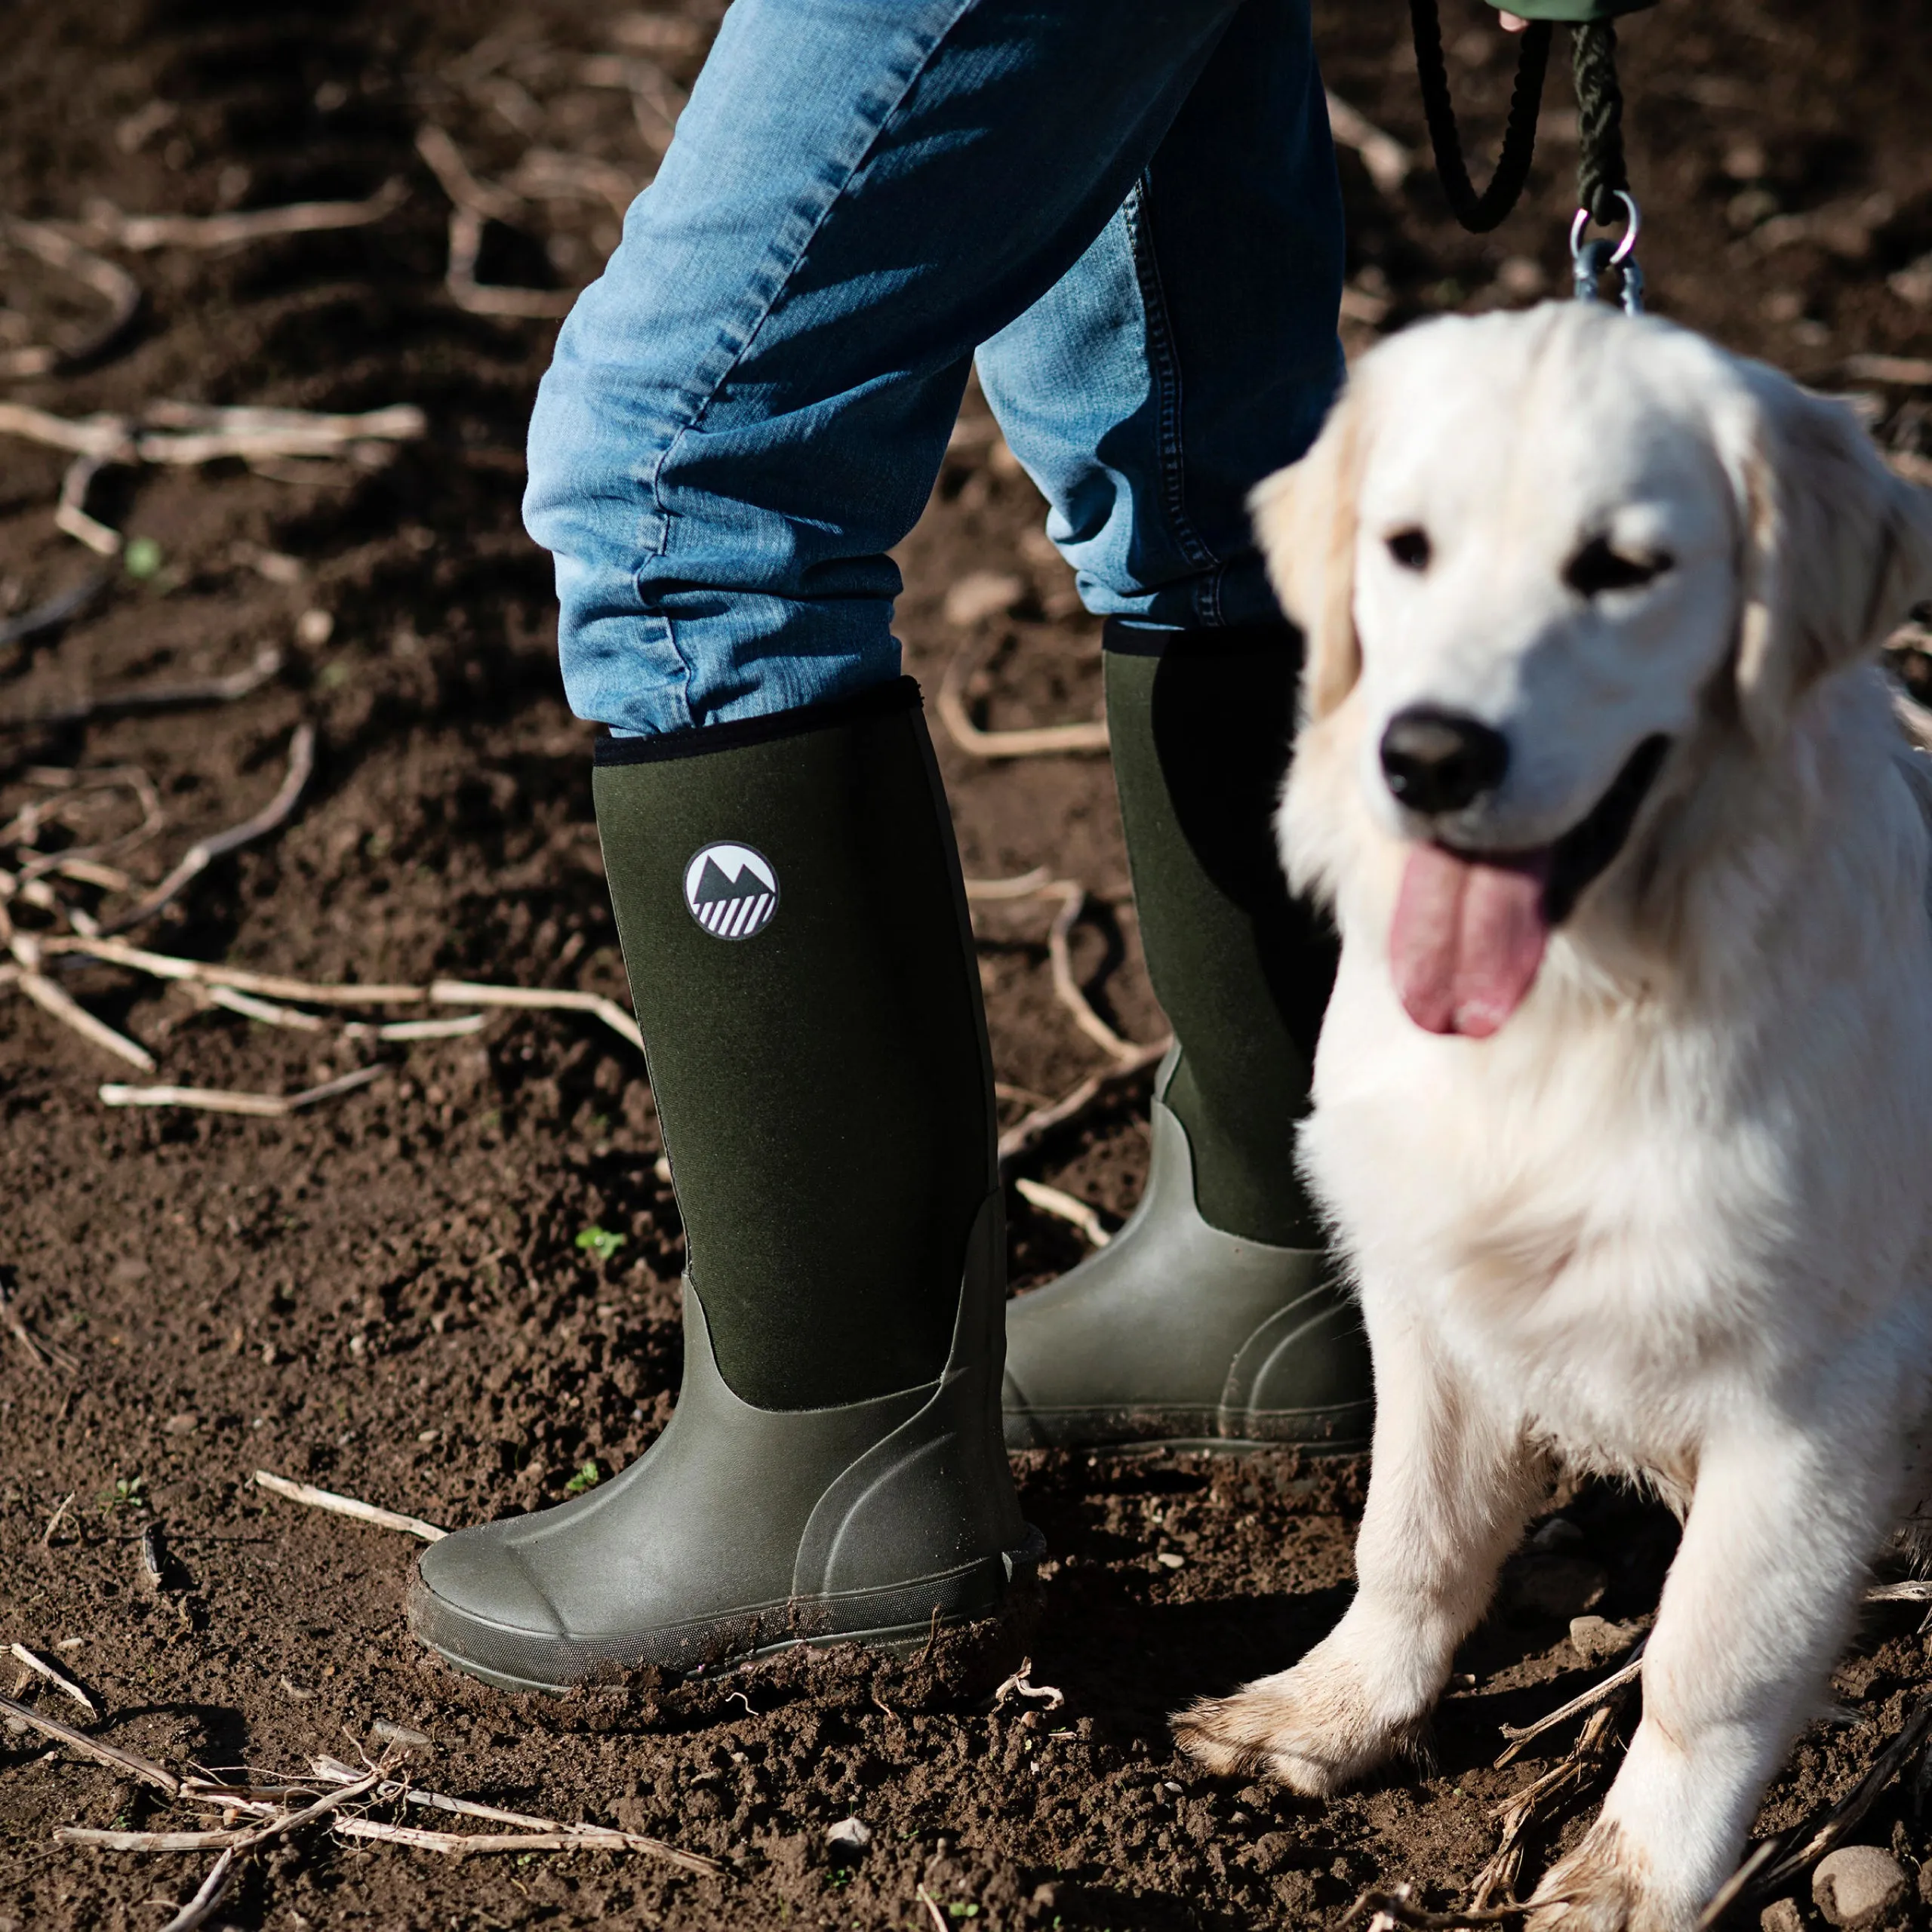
[{"x1": 1173, "y1": 302, "x2": 1932, "y2": 1930}]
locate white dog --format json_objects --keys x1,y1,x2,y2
[{"x1": 1172, "y1": 302, "x2": 1932, "y2": 1930}]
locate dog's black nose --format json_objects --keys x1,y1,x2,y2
[{"x1": 1379, "y1": 708, "x2": 1510, "y2": 816}]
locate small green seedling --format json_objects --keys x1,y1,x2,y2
[
  {"x1": 575, "y1": 1225, "x2": 626, "y2": 1263},
  {"x1": 99, "y1": 1475, "x2": 146, "y2": 1513},
  {"x1": 564, "y1": 1460, "x2": 600, "y2": 1496},
  {"x1": 123, "y1": 537, "x2": 164, "y2": 580}
]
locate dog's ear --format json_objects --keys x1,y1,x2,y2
[
  {"x1": 1724, "y1": 374, "x2": 1932, "y2": 746},
  {"x1": 1251, "y1": 381, "x2": 1368, "y2": 722}
]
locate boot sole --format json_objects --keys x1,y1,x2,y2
[
  {"x1": 410, "y1": 1528, "x2": 1045, "y2": 1695},
  {"x1": 1002, "y1": 1402, "x2": 1372, "y2": 1455}
]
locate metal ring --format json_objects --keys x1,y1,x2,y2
[{"x1": 1570, "y1": 190, "x2": 1641, "y2": 266}]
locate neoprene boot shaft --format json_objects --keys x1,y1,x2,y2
[
  {"x1": 411, "y1": 682, "x2": 1035, "y2": 1690},
  {"x1": 1001, "y1": 623, "x2": 1372, "y2": 1451},
  {"x1": 1108, "y1": 626, "x2": 1334, "y2": 1248}
]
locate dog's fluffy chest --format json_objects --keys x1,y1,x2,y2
[{"x1": 1304, "y1": 916, "x2": 1932, "y2": 1472}]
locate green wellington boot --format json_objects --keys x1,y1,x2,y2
[
  {"x1": 1001, "y1": 622, "x2": 1373, "y2": 1453},
  {"x1": 411, "y1": 679, "x2": 1040, "y2": 1690}
]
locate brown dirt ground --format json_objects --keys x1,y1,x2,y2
[{"x1": 5, "y1": 2, "x2": 1932, "y2": 1928}]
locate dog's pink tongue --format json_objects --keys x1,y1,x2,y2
[{"x1": 1391, "y1": 844, "x2": 1552, "y2": 1038}]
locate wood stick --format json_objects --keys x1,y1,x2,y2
[
  {"x1": 85, "y1": 179, "x2": 408, "y2": 251},
  {"x1": 59, "y1": 1764, "x2": 386, "y2": 1853},
  {"x1": 0, "y1": 216, "x2": 141, "y2": 377},
  {"x1": 962, "y1": 867, "x2": 1054, "y2": 900},
  {"x1": 1494, "y1": 1644, "x2": 1646, "y2": 1766},
  {"x1": 1014, "y1": 1177, "x2": 1111, "y2": 1249},
  {"x1": 1044, "y1": 881, "x2": 1143, "y2": 1063},
  {"x1": 202, "y1": 984, "x2": 327, "y2": 1031},
  {"x1": 157, "y1": 1847, "x2": 234, "y2": 1932},
  {"x1": 98, "y1": 1063, "x2": 386, "y2": 1118},
  {"x1": 1751, "y1": 1694, "x2": 1932, "y2": 1894},
  {"x1": 56, "y1": 452, "x2": 121, "y2": 555},
  {"x1": 937, "y1": 645, "x2": 1108, "y2": 758},
  {"x1": 42, "y1": 934, "x2": 427, "y2": 1006},
  {"x1": 0, "y1": 1691, "x2": 179, "y2": 1795},
  {"x1": 414, "y1": 125, "x2": 524, "y2": 222},
  {"x1": 428, "y1": 978, "x2": 641, "y2": 1051},
  {"x1": 917, "y1": 1883, "x2": 950, "y2": 1932},
  {"x1": 443, "y1": 206, "x2": 574, "y2": 320},
  {"x1": 2, "y1": 644, "x2": 283, "y2": 730},
  {"x1": 349, "y1": 1012, "x2": 488, "y2": 1042},
  {"x1": 252, "y1": 1469, "x2": 447, "y2": 1542},
  {"x1": 41, "y1": 1491, "x2": 75, "y2": 1546},
  {"x1": 331, "y1": 1817, "x2": 719, "y2": 1869},
  {"x1": 0, "y1": 1277, "x2": 51, "y2": 1371},
  {"x1": 17, "y1": 964, "x2": 155, "y2": 1069},
  {"x1": 1324, "y1": 91, "x2": 1414, "y2": 196},
  {"x1": 996, "y1": 1036, "x2": 1171, "y2": 1168},
  {"x1": 0, "y1": 572, "x2": 106, "y2": 651},
  {"x1": 8, "y1": 1643, "x2": 98, "y2": 1717},
  {"x1": 101, "y1": 723, "x2": 313, "y2": 934}
]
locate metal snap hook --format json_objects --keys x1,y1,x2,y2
[{"x1": 1571, "y1": 192, "x2": 1644, "y2": 314}]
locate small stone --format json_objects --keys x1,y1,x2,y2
[
  {"x1": 163, "y1": 1411, "x2": 199, "y2": 1435},
  {"x1": 297, "y1": 608, "x2": 335, "y2": 646},
  {"x1": 1155, "y1": 1552, "x2": 1186, "y2": 1569},
  {"x1": 371, "y1": 1718, "x2": 430, "y2": 1749},
  {"x1": 825, "y1": 1817, "x2": 872, "y2": 1855},
  {"x1": 1568, "y1": 1615, "x2": 1645, "y2": 1666},
  {"x1": 1759, "y1": 1900, "x2": 1803, "y2": 1932},
  {"x1": 1814, "y1": 1845, "x2": 1908, "y2": 1928},
  {"x1": 943, "y1": 570, "x2": 1025, "y2": 628}
]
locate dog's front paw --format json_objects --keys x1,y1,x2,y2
[
  {"x1": 1171, "y1": 1652, "x2": 1426, "y2": 1795},
  {"x1": 1530, "y1": 1818, "x2": 1677, "y2": 1932}
]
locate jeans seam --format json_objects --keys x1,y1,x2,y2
[
  {"x1": 1124, "y1": 174, "x2": 1226, "y2": 626},
  {"x1": 646, "y1": 0, "x2": 978, "y2": 532}
]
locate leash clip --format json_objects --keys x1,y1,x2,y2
[{"x1": 1571, "y1": 191, "x2": 1644, "y2": 315}]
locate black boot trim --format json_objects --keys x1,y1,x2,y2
[{"x1": 594, "y1": 675, "x2": 921, "y2": 766}]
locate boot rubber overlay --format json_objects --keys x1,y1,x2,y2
[
  {"x1": 1103, "y1": 626, "x2": 1333, "y2": 1247},
  {"x1": 594, "y1": 679, "x2": 996, "y2": 1411}
]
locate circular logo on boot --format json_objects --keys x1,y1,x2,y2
[{"x1": 683, "y1": 842, "x2": 779, "y2": 940}]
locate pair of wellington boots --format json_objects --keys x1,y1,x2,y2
[{"x1": 409, "y1": 624, "x2": 1371, "y2": 1693}]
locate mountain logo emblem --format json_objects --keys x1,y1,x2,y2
[{"x1": 682, "y1": 842, "x2": 779, "y2": 940}]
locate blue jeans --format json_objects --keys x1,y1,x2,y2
[{"x1": 524, "y1": 0, "x2": 1345, "y2": 737}]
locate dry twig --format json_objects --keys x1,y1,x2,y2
[
  {"x1": 1044, "y1": 881, "x2": 1141, "y2": 1063},
  {"x1": 1494, "y1": 1644, "x2": 1647, "y2": 1766},
  {"x1": 14, "y1": 948, "x2": 155, "y2": 1069},
  {"x1": 997, "y1": 1036, "x2": 1171, "y2": 1168},
  {"x1": 1, "y1": 643, "x2": 282, "y2": 729},
  {"x1": 0, "y1": 215, "x2": 141, "y2": 377},
  {"x1": 100, "y1": 721, "x2": 314, "y2": 934},
  {"x1": 99, "y1": 1064, "x2": 386, "y2": 1118},
  {"x1": 1334, "y1": 1885, "x2": 1533, "y2": 1930},
  {"x1": 1325, "y1": 92, "x2": 1414, "y2": 196},
  {"x1": 989, "y1": 1658, "x2": 1066, "y2": 1712},
  {"x1": 1014, "y1": 1177, "x2": 1112, "y2": 1249},
  {"x1": 426, "y1": 977, "x2": 641, "y2": 1051},
  {"x1": 252, "y1": 1469, "x2": 447, "y2": 1542},
  {"x1": 60, "y1": 1762, "x2": 386, "y2": 1852},
  {"x1": 0, "y1": 1691, "x2": 180, "y2": 1795},
  {"x1": 0, "y1": 573, "x2": 105, "y2": 652},
  {"x1": 416, "y1": 125, "x2": 576, "y2": 319},
  {"x1": 8, "y1": 1643, "x2": 97, "y2": 1718},
  {"x1": 82, "y1": 179, "x2": 407, "y2": 251},
  {"x1": 916, "y1": 1883, "x2": 950, "y2": 1932},
  {"x1": 937, "y1": 644, "x2": 1109, "y2": 758},
  {"x1": 157, "y1": 1846, "x2": 234, "y2": 1932}
]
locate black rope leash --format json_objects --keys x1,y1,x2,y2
[
  {"x1": 1407, "y1": 0, "x2": 1552, "y2": 233},
  {"x1": 1406, "y1": 0, "x2": 1631, "y2": 237},
  {"x1": 1571, "y1": 22, "x2": 1629, "y2": 226}
]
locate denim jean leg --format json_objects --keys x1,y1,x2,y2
[
  {"x1": 523, "y1": 0, "x2": 1258, "y2": 736},
  {"x1": 974, "y1": 0, "x2": 1346, "y2": 629}
]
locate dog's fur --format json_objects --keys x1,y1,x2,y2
[{"x1": 1171, "y1": 303, "x2": 1932, "y2": 1930}]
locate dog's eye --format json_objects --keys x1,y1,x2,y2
[
  {"x1": 1386, "y1": 528, "x2": 1432, "y2": 571},
  {"x1": 1565, "y1": 536, "x2": 1672, "y2": 598}
]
